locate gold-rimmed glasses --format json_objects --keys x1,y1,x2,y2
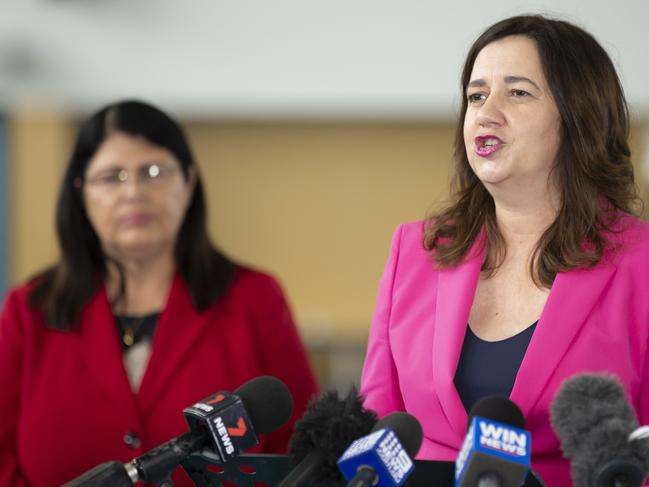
[{"x1": 76, "y1": 163, "x2": 181, "y2": 191}]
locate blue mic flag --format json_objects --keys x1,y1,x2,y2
[
  {"x1": 337, "y1": 427, "x2": 415, "y2": 487},
  {"x1": 455, "y1": 416, "x2": 531, "y2": 487}
]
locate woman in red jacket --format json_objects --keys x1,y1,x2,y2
[{"x1": 0, "y1": 100, "x2": 318, "y2": 487}]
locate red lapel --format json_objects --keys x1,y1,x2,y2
[{"x1": 136, "y1": 273, "x2": 214, "y2": 411}]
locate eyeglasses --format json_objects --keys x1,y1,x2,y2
[{"x1": 77, "y1": 163, "x2": 181, "y2": 191}]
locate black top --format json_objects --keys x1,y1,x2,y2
[
  {"x1": 114, "y1": 312, "x2": 160, "y2": 352},
  {"x1": 454, "y1": 321, "x2": 537, "y2": 413}
]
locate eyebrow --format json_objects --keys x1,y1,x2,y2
[{"x1": 467, "y1": 76, "x2": 541, "y2": 91}]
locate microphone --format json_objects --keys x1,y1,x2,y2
[
  {"x1": 337, "y1": 411, "x2": 423, "y2": 487},
  {"x1": 59, "y1": 461, "x2": 135, "y2": 487},
  {"x1": 550, "y1": 373, "x2": 649, "y2": 487},
  {"x1": 278, "y1": 388, "x2": 378, "y2": 487},
  {"x1": 63, "y1": 376, "x2": 293, "y2": 486},
  {"x1": 455, "y1": 395, "x2": 532, "y2": 487}
]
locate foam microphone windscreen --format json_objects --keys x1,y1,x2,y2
[
  {"x1": 550, "y1": 373, "x2": 649, "y2": 487},
  {"x1": 469, "y1": 395, "x2": 526, "y2": 429},
  {"x1": 287, "y1": 387, "x2": 377, "y2": 483},
  {"x1": 235, "y1": 375, "x2": 294, "y2": 434}
]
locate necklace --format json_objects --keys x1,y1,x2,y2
[{"x1": 121, "y1": 316, "x2": 147, "y2": 347}]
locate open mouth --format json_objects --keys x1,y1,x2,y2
[{"x1": 474, "y1": 135, "x2": 504, "y2": 157}]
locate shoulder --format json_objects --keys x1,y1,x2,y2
[
  {"x1": 230, "y1": 265, "x2": 284, "y2": 293},
  {"x1": 2, "y1": 277, "x2": 42, "y2": 315},
  {"x1": 605, "y1": 212, "x2": 649, "y2": 269},
  {"x1": 0, "y1": 278, "x2": 47, "y2": 337},
  {"x1": 387, "y1": 220, "x2": 430, "y2": 263},
  {"x1": 395, "y1": 220, "x2": 426, "y2": 241},
  {"x1": 609, "y1": 213, "x2": 649, "y2": 253},
  {"x1": 222, "y1": 265, "x2": 287, "y2": 308}
]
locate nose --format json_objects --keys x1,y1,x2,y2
[
  {"x1": 474, "y1": 93, "x2": 505, "y2": 127},
  {"x1": 120, "y1": 175, "x2": 146, "y2": 198}
]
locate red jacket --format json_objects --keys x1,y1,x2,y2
[{"x1": 0, "y1": 267, "x2": 318, "y2": 487}]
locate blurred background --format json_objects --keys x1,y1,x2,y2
[{"x1": 1, "y1": 0, "x2": 647, "y2": 390}]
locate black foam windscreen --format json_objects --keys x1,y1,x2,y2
[
  {"x1": 235, "y1": 376, "x2": 294, "y2": 435},
  {"x1": 468, "y1": 395, "x2": 525, "y2": 430},
  {"x1": 287, "y1": 387, "x2": 377, "y2": 483}
]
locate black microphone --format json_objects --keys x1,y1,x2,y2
[
  {"x1": 455, "y1": 395, "x2": 532, "y2": 487},
  {"x1": 59, "y1": 461, "x2": 135, "y2": 487},
  {"x1": 550, "y1": 373, "x2": 649, "y2": 487},
  {"x1": 278, "y1": 387, "x2": 378, "y2": 487},
  {"x1": 63, "y1": 376, "x2": 293, "y2": 486},
  {"x1": 337, "y1": 411, "x2": 423, "y2": 487}
]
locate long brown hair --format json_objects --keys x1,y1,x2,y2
[
  {"x1": 29, "y1": 100, "x2": 236, "y2": 330},
  {"x1": 425, "y1": 15, "x2": 639, "y2": 287}
]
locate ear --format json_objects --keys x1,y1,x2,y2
[{"x1": 186, "y1": 164, "x2": 198, "y2": 194}]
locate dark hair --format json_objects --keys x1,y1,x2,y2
[
  {"x1": 424, "y1": 15, "x2": 639, "y2": 287},
  {"x1": 29, "y1": 100, "x2": 236, "y2": 330}
]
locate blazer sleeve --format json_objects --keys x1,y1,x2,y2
[
  {"x1": 0, "y1": 290, "x2": 30, "y2": 487},
  {"x1": 251, "y1": 274, "x2": 319, "y2": 453},
  {"x1": 637, "y1": 331, "x2": 649, "y2": 487},
  {"x1": 360, "y1": 224, "x2": 406, "y2": 416}
]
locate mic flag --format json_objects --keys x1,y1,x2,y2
[
  {"x1": 63, "y1": 375, "x2": 293, "y2": 486},
  {"x1": 455, "y1": 396, "x2": 531, "y2": 487},
  {"x1": 184, "y1": 391, "x2": 257, "y2": 462},
  {"x1": 337, "y1": 412, "x2": 423, "y2": 487}
]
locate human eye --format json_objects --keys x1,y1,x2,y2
[
  {"x1": 89, "y1": 170, "x2": 123, "y2": 185},
  {"x1": 467, "y1": 92, "x2": 487, "y2": 105},
  {"x1": 510, "y1": 89, "x2": 531, "y2": 98}
]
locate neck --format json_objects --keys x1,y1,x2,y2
[
  {"x1": 488, "y1": 179, "x2": 561, "y2": 248},
  {"x1": 494, "y1": 203, "x2": 558, "y2": 247},
  {"x1": 106, "y1": 252, "x2": 175, "y2": 316}
]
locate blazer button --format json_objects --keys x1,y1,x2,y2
[{"x1": 123, "y1": 432, "x2": 141, "y2": 449}]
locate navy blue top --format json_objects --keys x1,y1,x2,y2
[
  {"x1": 454, "y1": 321, "x2": 537, "y2": 413},
  {"x1": 115, "y1": 312, "x2": 160, "y2": 352}
]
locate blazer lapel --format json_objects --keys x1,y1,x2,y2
[
  {"x1": 82, "y1": 288, "x2": 139, "y2": 413},
  {"x1": 136, "y1": 273, "x2": 212, "y2": 410},
  {"x1": 511, "y1": 260, "x2": 616, "y2": 416},
  {"x1": 433, "y1": 239, "x2": 484, "y2": 439}
]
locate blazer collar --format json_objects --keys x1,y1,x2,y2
[
  {"x1": 432, "y1": 237, "x2": 616, "y2": 442},
  {"x1": 510, "y1": 261, "x2": 616, "y2": 414},
  {"x1": 82, "y1": 272, "x2": 215, "y2": 411},
  {"x1": 137, "y1": 272, "x2": 213, "y2": 410},
  {"x1": 432, "y1": 237, "x2": 483, "y2": 439},
  {"x1": 81, "y1": 286, "x2": 138, "y2": 411}
]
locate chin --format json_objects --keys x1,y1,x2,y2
[
  {"x1": 478, "y1": 175, "x2": 508, "y2": 186},
  {"x1": 115, "y1": 239, "x2": 168, "y2": 258},
  {"x1": 473, "y1": 168, "x2": 507, "y2": 185}
]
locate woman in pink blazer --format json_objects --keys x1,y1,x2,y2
[
  {"x1": 0, "y1": 100, "x2": 318, "y2": 487},
  {"x1": 361, "y1": 16, "x2": 649, "y2": 487}
]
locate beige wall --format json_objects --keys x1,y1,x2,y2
[
  {"x1": 8, "y1": 112, "x2": 75, "y2": 283},
  {"x1": 7, "y1": 113, "x2": 648, "y2": 345},
  {"x1": 187, "y1": 122, "x2": 453, "y2": 341}
]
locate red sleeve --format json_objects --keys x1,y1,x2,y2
[
  {"x1": 0, "y1": 290, "x2": 31, "y2": 487},
  {"x1": 249, "y1": 274, "x2": 319, "y2": 453}
]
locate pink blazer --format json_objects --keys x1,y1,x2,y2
[{"x1": 361, "y1": 215, "x2": 649, "y2": 487}]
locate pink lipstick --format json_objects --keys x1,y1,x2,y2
[
  {"x1": 121, "y1": 213, "x2": 153, "y2": 226},
  {"x1": 474, "y1": 135, "x2": 504, "y2": 157}
]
